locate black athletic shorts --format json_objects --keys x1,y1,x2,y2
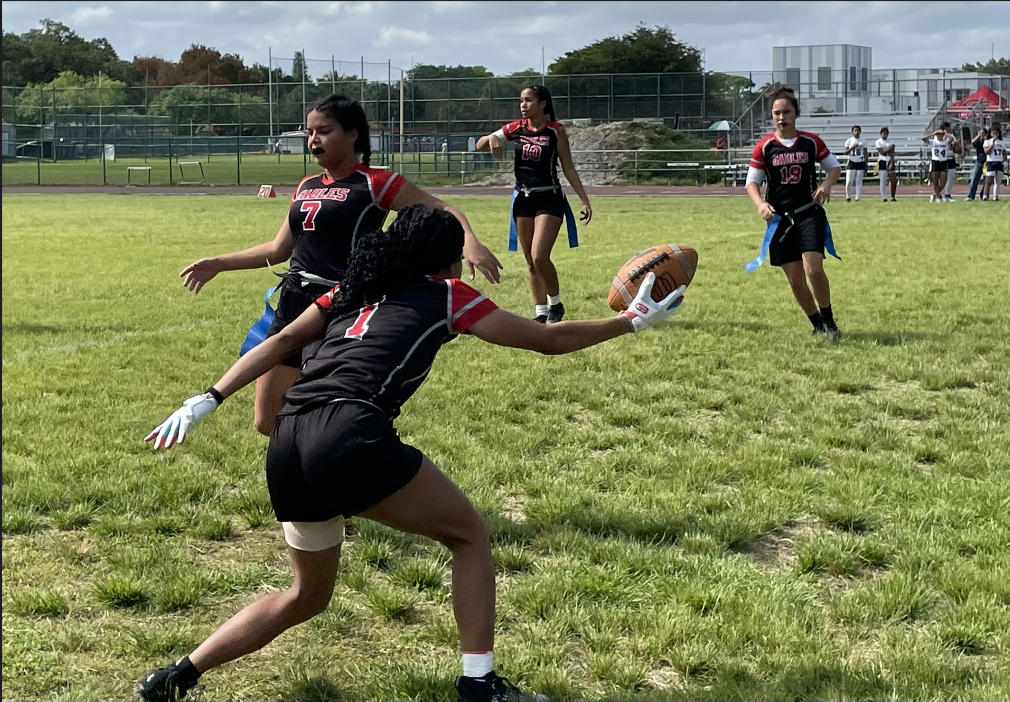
[
  {"x1": 847, "y1": 161, "x2": 867, "y2": 171},
  {"x1": 878, "y1": 160, "x2": 893, "y2": 173},
  {"x1": 266, "y1": 401, "x2": 423, "y2": 522},
  {"x1": 512, "y1": 188, "x2": 567, "y2": 220},
  {"x1": 946, "y1": 159, "x2": 958, "y2": 170},
  {"x1": 986, "y1": 161, "x2": 1004, "y2": 172},
  {"x1": 930, "y1": 160, "x2": 948, "y2": 173},
  {"x1": 265, "y1": 277, "x2": 336, "y2": 368},
  {"x1": 769, "y1": 206, "x2": 827, "y2": 267}
]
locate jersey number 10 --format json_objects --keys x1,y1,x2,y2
[{"x1": 521, "y1": 143, "x2": 542, "y2": 161}]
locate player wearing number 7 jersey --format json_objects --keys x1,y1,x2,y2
[
  {"x1": 476, "y1": 85, "x2": 592, "y2": 325},
  {"x1": 176, "y1": 94, "x2": 502, "y2": 437},
  {"x1": 746, "y1": 86, "x2": 843, "y2": 341}
]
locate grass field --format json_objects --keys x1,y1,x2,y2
[
  {"x1": 2, "y1": 194, "x2": 1009, "y2": 702},
  {"x1": 1, "y1": 152, "x2": 501, "y2": 188}
]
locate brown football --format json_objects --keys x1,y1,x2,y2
[{"x1": 608, "y1": 244, "x2": 699, "y2": 312}]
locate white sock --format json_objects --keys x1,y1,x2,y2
[
  {"x1": 855, "y1": 171, "x2": 864, "y2": 200},
  {"x1": 880, "y1": 175, "x2": 886, "y2": 200},
  {"x1": 994, "y1": 180, "x2": 1001, "y2": 199},
  {"x1": 945, "y1": 171, "x2": 955, "y2": 196},
  {"x1": 845, "y1": 170, "x2": 854, "y2": 198},
  {"x1": 462, "y1": 651, "x2": 494, "y2": 679},
  {"x1": 535, "y1": 304, "x2": 549, "y2": 316},
  {"x1": 547, "y1": 294, "x2": 561, "y2": 306}
]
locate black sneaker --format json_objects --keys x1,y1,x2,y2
[
  {"x1": 455, "y1": 672, "x2": 549, "y2": 702},
  {"x1": 533, "y1": 314, "x2": 548, "y2": 324},
  {"x1": 546, "y1": 303, "x2": 565, "y2": 324},
  {"x1": 825, "y1": 326, "x2": 842, "y2": 342},
  {"x1": 811, "y1": 325, "x2": 826, "y2": 337},
  {"x1": 138, "y1": 661, "x2": 197, "y2": 702}
]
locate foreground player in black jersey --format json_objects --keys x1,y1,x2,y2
[
  {"x1": 476, "y1": 85, "x2": 592, "y2": 325},
  {"x1": 178, "y1": 94, "x2": 502, "y2": 436},
  {"x1": 139, "y1": 205, "x2": 685, "y2": 702},
  {"x1": 746, "y1": 86, "x2": 843, "y2": 341}
]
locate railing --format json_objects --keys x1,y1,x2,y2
[
  {"x1": 1, "y1": 144, "x2": 738, "y2": 188},
  {"x1": 923, "y1": 101, "x2": 949, "y2": 136}
]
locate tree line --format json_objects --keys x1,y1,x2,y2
[{"x1": 4, "y1": 19, "x2": 1006, "y2": 138}]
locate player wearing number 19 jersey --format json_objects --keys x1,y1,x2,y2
[{"x1": 746, "y1": 86, "x2": 843, "y2": 340}]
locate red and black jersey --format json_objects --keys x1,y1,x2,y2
[
  {"x1": 750, "y1": 132, "x2": 831, "y2": 212},
  {"x1": 279, "y1": 277, "x2": 498, "y2": 419},
  {"x1": 501, "y1": 119, "x2": 562, "y2": 189},
  {"x1": 287, "y1": 165, "x2": 406, "y2": 282}
]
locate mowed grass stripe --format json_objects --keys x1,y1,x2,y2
[{"x1": 2, "y1": 194, "x2": 1008, "y2": 701}]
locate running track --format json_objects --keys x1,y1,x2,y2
[{"x1": 3, "y1": 184, "x2": 949, "y2": 198}]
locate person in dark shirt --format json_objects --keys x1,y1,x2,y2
[
  {"x1": 177, "y1": 95, "x2": 503, "y2": 436},
  {"x1": 746, "y1": 86, "x2": 843, "y2": 341},
  {"x1": 138, "y1": 204, "x2": 686, "y2": 702},
  {"x1": 476, "y1": 85, "x2": 593, "y2": 325},
  {"x1": 965, "y1": 126, "x2": 989, "y2": 201}
]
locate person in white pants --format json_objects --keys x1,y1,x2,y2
[
  {"x1": 982, "y1": 126, "x2": 1006, "y2": 202},
  {"x1": 942, "y1": 122, "x2": 960, "y2": 201},
  {"x1": 843, "y1": 125, "x2": 867, "y2": 202},
  {"x1": 875, "y1": 127, "x2": 897, "y2": 202}
]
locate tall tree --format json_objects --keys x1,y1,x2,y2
[
  {"x1": 960, "y1": 58, "x2": 1010, "y2": 76},
  {"x1": 2, "y1": 19, "x2": 136, "y2": 86},
  {"x1": 15, "y1": 71, "x2": 128, "y2": 122},
  {"x1": 549, "y1": 24, "x2": 702, "y2": 75}
]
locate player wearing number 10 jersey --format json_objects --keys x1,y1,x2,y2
[
  {"x1": 746, "y1": 86, "x2": 843, "y2": 341},
  {"x1": 477, "y1": 85, "x2": 592, "y2": 325}
]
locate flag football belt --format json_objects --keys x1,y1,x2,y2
[
  {"x1": 239, "y1": 271, "x2": 340, "y2": 357},
  {"x1": 507, "y1": 185, "x2": 580, "y2": 252},
  {"x1": 745, "y1": 201, "x2": 839, "y2": 273},
  {"x1": 516, "y1": 184, "x2": 561, "y2": 196}
]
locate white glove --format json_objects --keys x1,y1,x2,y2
[
  {"x1": 145, "y1": 393, "x2": 219, "y2": 450},
  {"x1": 618, "y1": 273, "x2": 686, "y2": 333}
]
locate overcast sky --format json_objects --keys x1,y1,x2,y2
[{"x1": 2, "y1": 1, "x2": 1008, "y2": 79}]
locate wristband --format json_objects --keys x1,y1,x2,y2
[{"x1": 205, "y1": 387, "x2": 225, "y2": 405}]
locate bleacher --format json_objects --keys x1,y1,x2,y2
[{"x1": 727, "y1": 113, "x2": 996, "y2": 185}]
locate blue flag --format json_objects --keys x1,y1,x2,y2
[
  {"x1": 745, "y1": 212, "x2": 839, "y2": 273},
  {"x1": 239, "y1": 285, "x2": 278, "y2": 357},
  {"x1": 508, "y1": 189, "x2": 580, "y2": 252}
]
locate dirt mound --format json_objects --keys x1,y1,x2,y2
[{"x1": 467, "y1": 121, "x2": 653, "y2": 187}]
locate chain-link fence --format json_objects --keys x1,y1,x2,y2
[{"x1": 3, "y1": 63, "x2": 1007, "y2": 187}]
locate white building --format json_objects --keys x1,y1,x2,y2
[{"x1": 771, "y1": 44, "x2": 1009, "y2": 116}]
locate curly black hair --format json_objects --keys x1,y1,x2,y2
[
  {"x1": 306, "y1": 94, "x2": 372, "y2": 165},
  {"x1": 334, "y1": 204, "x2": 465, "y2": 314}
]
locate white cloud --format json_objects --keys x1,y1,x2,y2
[
  {"x1": 374, "y1": 25, "x2": 433, "y2": 48},
  {"x1": 69, "y1": 5, "x2": 113, "y2": 25},
  {"x1": 1, "y1": 0, "x2": 1007, "y2": 77},
  {"x1": 431, "y1": 1, "x2": 473, "y2": 12}
]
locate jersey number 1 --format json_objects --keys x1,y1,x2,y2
[{"x1": 344, "y1": 303, "x2": 378, "y2": 340}]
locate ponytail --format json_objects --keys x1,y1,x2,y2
[{"x1": 527, "y1": 84, "x2": 556, "y2": 121}]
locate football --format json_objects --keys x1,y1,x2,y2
[{"x1": 608, "y1": 244, "x2": 698, "y2": 312}]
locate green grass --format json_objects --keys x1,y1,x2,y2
[
  {"x1": 3, "y1": 194, "x2": 1009, "y2": 701},
  {"x1": 2, "y1": 151, "x2": 494, "y2": 188}
]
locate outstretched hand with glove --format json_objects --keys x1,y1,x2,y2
[
  {"x1": 145, "y1": 392, "x2": 220, "y2": 450},
  {"x1": 618, "y1": 272, "x2": 687, "y2": 333}
]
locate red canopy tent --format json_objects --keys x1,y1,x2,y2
[{"x1": 951, "y1": 86, "x2": 1009, "y2": 119}]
